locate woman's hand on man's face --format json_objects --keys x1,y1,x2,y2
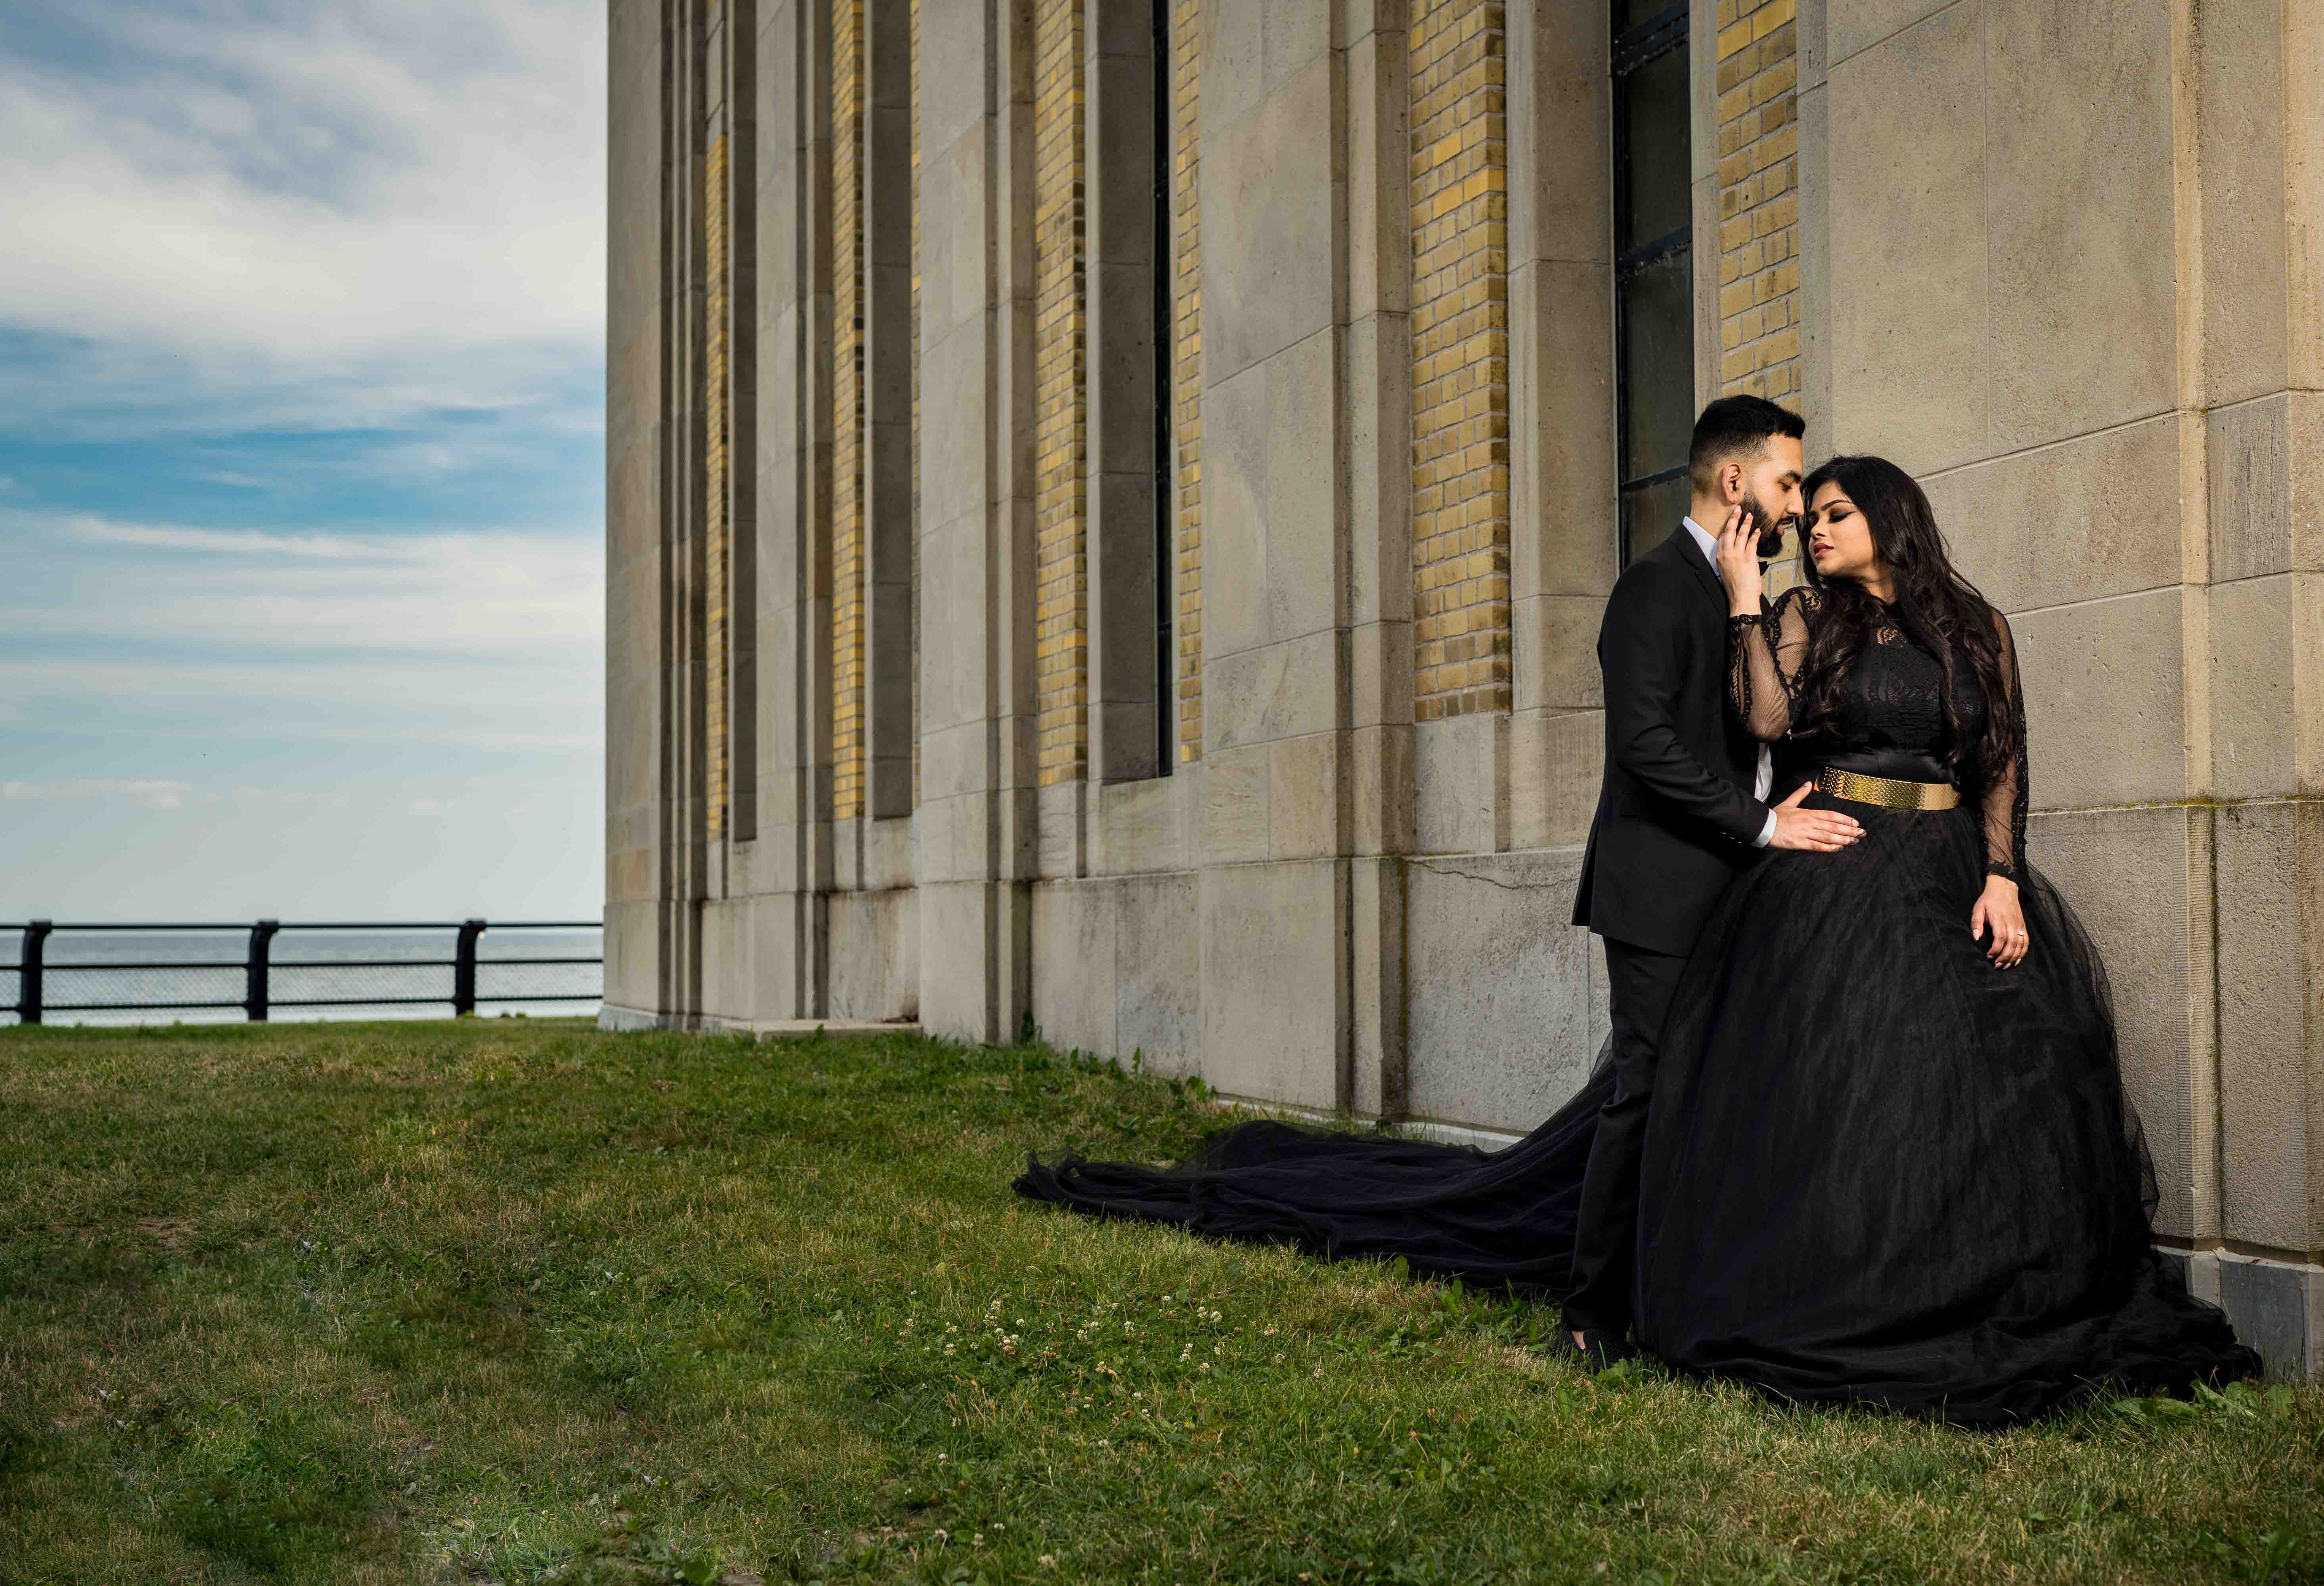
[{"x1": 1716, "y1": 503, "x2": 1766, "y2": 615}]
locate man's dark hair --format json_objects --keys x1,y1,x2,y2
[{"x1": 1687, "y1": 395, "x2": 1805, "y2": 492}]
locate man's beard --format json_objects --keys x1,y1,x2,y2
[{"x1": 1742, "y1": 490, "x2": 1795, "y2": 558}]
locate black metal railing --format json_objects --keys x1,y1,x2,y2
[{"x1": 1, "y1": 920, "x2": 602, "y2": 1026}]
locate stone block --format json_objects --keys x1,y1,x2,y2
[
  {"x1": 1826, "y1": 0, "x2": 1955, "y2": 71},
  {"x1": 1204, "y1": 630, "x2": 1341, "y2": 753},
  {"x1": 917, "y1": 0, "x2": 991, "y2": 160},
  {"x1": 1036, "y1": 780, "x2": 1086, "y2": 881},
  {"x1": 1204, "y1": 335, "x2": 1341, "y2": 658},
  {"x1": 1343, "y1": 315, "x2": 1412, "y2": 630},
  {"x1": 1349, "y1": 854, "x2": 1407, "y2": 1119},
  {"x1": 1201, "y1": 743, "x2": 1270, "y2": 865},
  {"x1": 1510, "y1": 259, "x2": 1617, "y2": 604},
  {"x1": 1923, "y1": 414, "x2": 2180, "y2": 616},
  {"x1": 2012, "y1": 587, "x2": 2186, "y2": 810},
  {"x1": 2196, "y1": 0, "x2": 2289, "y2": 410},
  {"x1": 1414, "y1": 714, "x2": 1505, "y2": 856},
  {"x1": 831, "y1": 887, "x2": 919, "y2": 1021},
  {"x1": 919, "y1": 328, "x2": 986, "y2": 538},
  {"x1": 2028, "y1": 805, "x2": 2205, "y2": 1239},
  {"x1": 1349, "y1": 617, "x2": 1414, "y2": 730},
  {"x1": 1200, "y1": 57, "x2": 1339, "y2": 385},
  {"x1": 1350, "y1": 723, "x2": 1416, "y2": 857},
  {"x1": 1117, "y1": 872, "x2": 1200, "y2": 1076},
  {"x1": 918, "y1": 878, "x2": 1017, "y2": 1045},
  {"x1": 1510, "y1": 709, "x2": 1604, "y2": 852},
  {"x1": 2215, "y1": 800, "x2": 2316, "y2": 1251},
  {"x1": 699, "y1": 898, "x2": 752, "y2": 1025},
  {"x1": 1405, "y1": 849, "x2": 1604, "y2": 1135},
  {"x1": 1826, "y1": 1, "x2": 1987, "y2": 475},
  {"x1": 917, "y1": 514, "x2": 991, "y2": 735},
  {"x1": 1514, "y1": 594, "x2": 1607, "y2": 716},
  {"x1": 1508, "y1": 1, "x2": 1608, "y2": 270},
  {"x1": 1268, "y1": 731, "x2": 1344, "y2": 859},
  {"x1": 1032, "y1": 880, "x2": 1118, "y2": 1055},
  {"x1": 1986, "y1": 0, "x2": 2177, "y2": 451},
  {"x1": 1199, "y1": 858, "x2": 1346, "y2": 1108},
  {"x1": 1093, "y1": 772, "x2": 1194, "y2": 876},
  {"x1": 864, "y1": 812, "x2": 916, "y2": 891},
  {"x1": 915, "y1": 782, "x2": 990, "y2": 886},
  {"x1": 2219, "y1": 1255, "x2": 2319, "y2": 1381},
  {"x1": 2211, "y1": 396, "x2": 2294, "y2": 585},
  {"x1": 2210, "y1": 574, "x2": 2295, "y2": 801},
  {"x1": 1199, "y1": 0, "x2": 1329, "y2": 141},
  {"x1": 603, "y1": 898, "x2": 663, "y2": 1014}
]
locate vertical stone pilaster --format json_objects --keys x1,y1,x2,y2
[{"x1": 915, "y1": 0, "x2": 1039, "y2": 1044}]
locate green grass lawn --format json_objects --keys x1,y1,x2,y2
[{"x1": 2, "y1": 1019, "x2": 2319, "y2": 1586}]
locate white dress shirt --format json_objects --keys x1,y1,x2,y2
[{"x1": 1682, "y1": 515, "x2": 1779, "y2": 849}]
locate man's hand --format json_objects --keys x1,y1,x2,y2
[
  {"x1": 1767, "y1": 782, "x2": 1863, "y2": 852},
  {"x1": 1715, "y1": 502, "x2": 1766, "y2": 616}
]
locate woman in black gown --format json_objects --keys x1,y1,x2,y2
[{"x1": 1014, "y1": 455, "x2": 2255, "y2": 1424}]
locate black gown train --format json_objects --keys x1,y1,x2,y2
[{"x1": 1014, "y1": 588, "x2": 2256, "y2": 1423}]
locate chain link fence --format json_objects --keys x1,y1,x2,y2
[{"x1": 1, "y1": 921, "x2": 601, "y2": 1027}]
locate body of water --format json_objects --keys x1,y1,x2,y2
[{"x1": 0, "y1": 925, "x2": 601, "y2": 1027}]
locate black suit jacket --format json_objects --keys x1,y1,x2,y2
[{"x1": 1570, "y1": 525, "x2": 1773, "y2": 956}]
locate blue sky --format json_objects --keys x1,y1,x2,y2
[{"x1": 0, "y1": 0, "x2": 606, "y2": 921}]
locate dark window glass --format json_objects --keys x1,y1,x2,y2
[
  {"x1": 1618, "y1": 247, "x2": 1694, "y2": 482},
  {"x1": 1613, "y1": 4, "x2": 1693, "y2": 568},
  {"x1": 1617, "y1": 44, "x2": 1690, "y2": 253},
  {"x1": 1622, "y1": 473, "x2": 1692, "y2": 564}
]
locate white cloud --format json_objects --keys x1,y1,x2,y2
[
  {"x1": 2, "y1": 778, "x2": 192, "y2": 809},
  {"x1": 0, "y1": 0, "x2": 606, "y2": 435},
  {"x1": 4, "y1": 508, "x2": 603, "y2": 660}
]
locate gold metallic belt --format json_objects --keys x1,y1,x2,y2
[{"x1": 1814, "y1": 766, "x2": 1961, "y2": 810}]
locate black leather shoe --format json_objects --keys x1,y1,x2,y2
[{"x1": 1558, "y1": 1328, "x2": 1639, "y2": 1371}]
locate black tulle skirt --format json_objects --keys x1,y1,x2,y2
[{"x1": 1013, "y1": 792, "x2": 2258, "y2": 1423}]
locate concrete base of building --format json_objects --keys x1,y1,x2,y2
[{"x1": 597, "y1": 1003, "x2": 919, "y2": 1043}]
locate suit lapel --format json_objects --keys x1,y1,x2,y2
[{"x1": 1662, "y1": 522, "x2": 1726, "y2": 617}]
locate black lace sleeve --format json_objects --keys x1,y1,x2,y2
[
  {"x1": 1984, "y1": 609, "x2": 2029, "y2": 880},
  {"x1": 1727, "y1": 586, "x2": 1817, "y2": 743}
]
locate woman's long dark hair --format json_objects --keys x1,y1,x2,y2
[{"x1": 1794, "y1": 454, "x2": 2017, "y2": 785}]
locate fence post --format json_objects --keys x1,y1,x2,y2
[
  {"x1": 453, "y1": 919, "x2": 486, "y2": 1016},
  {"x1": 244, "y1": 920, "x2": 279, "y2": 1022},
  {"x1": 19, "y1": 920, "x2": 52, "y2": 1025}
]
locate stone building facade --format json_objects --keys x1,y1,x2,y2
[{"x1": 604, "y1": 0, "x2": 2324, "y2": 1376}]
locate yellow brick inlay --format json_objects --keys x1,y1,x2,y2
[
  {"x1": 1409, "y1": 0, "x2": 1509, "y2": 722},
  {"x1": 832, "y1": 0, "x2": 867, "y2": 819},
  {"x1": 706, "y1": 131, "x2": 731, "y2": 840},
  {"x1": 1172, "y1": 0, "x2": 1203, "y2": 762},
  {"x1": 1714, "y1": 0, "x2": 1799, "y2": 399},
  {"x1": 1032, "y1": 0, "x2": 1086, "y2": 786}
]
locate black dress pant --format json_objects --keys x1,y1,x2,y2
[{"x1": 1562, "y1": 938, "x2": 1692, "y2": 1337}]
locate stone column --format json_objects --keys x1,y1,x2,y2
[
  {"x1": 606, "y1": 0, "x2": 677, "y2": 1019},
  {"x1": 1192, "y1": 2, "x2": 1357, "y2": 1108},
  {"x1": 916, "y1": 0, "x2": 1040, "y2": 1043},
  {"x1": 738, "y1": 0, "x2": 837, "y2": 1023}
]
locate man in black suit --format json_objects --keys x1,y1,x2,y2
[{"x1": 1563, "y1": 396, "x2": 1862, "y2": 1360}]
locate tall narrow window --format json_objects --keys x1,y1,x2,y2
[{"x1": 1612, "y1": 2, "x2": 1692, "y2": 567}]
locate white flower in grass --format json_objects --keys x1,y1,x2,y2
[{"x1": 1039, "y1": 1554, "x2": 1058, "y2": 1568}]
